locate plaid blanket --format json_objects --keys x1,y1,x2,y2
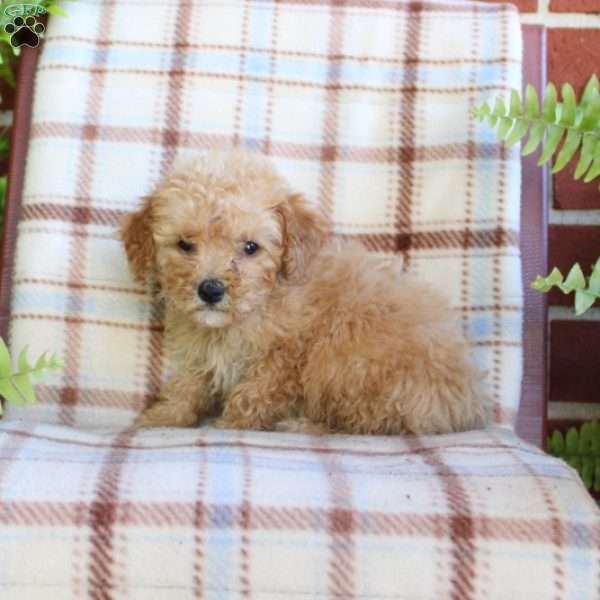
[
  {"x1": 4, "y1": 0, "x2": 523, "y2": 428},
  {"x1": 1, "y1": 421, "x2": 599, "y2": 599}
]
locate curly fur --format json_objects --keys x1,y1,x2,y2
[{"x1": 121, "y1": 150, "x2": 488, "y2": 434}]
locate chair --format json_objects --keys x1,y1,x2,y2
[{"x1": 0, "y1": 2, "x2": 597, "y2": 598}]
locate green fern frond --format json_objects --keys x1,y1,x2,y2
[
  {"x1": 531, "y1": 257, "x2": 600, "y2": 315},
  {"x1": 0, "y1": 337, "x2": 62, "y2": 416},
  {"x1": 547, "y1": 421, "x2": 600, "y2": 492},
  {"x1": 473, "y1": 74, "x2": 600, "y2": 189}
]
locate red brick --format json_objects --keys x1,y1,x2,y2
[
  {"x1": 548, "y1": 29, "x2": 600, "y2": 105},
  {"x1": 550, "y1": 320, "x2": 600, "y2": 404},
  {"x1": 548, "y1": 225, "x2": 600, "y2": 306},
  {"x1": 550, "y1": 0, "x2": 600, "y2": 12},
  {"x1": 548, "y1": 29, "x2": 600, "y2": 209},
  {"x1": 553, "y1": 162, "x2": 600, "y2": 210},
  {"x1": 477, "y1": 0, "x2": 538, "y2": 11}
]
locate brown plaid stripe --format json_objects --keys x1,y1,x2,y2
[
  {"x1": 28, "y1": 122, "x2": 516, "y2": 164},
  {"x1": 1, "y1": 497, "x2": 598, "y2": 545}
]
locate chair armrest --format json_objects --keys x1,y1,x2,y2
[{"x1": 516, "y1": 25, "x2": 549, "y2": 448}]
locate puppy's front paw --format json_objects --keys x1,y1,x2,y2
[
  {"x1": 134, "y1": 399, "x2": 199, "y2": 428},
  {"x1": 134, "y1": 412, "x2": 160, "y2": 429}
]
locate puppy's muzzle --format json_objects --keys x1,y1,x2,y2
[{"x1": 198, "y1": 279, "x2": 226, "y2": 304}]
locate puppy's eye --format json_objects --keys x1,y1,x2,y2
[
  {"x1": 177, "y1": 239, "x2": 195, "y2": 253},
  {"x1": 243, "y1": 241, "x2": 260, "y2": 256}
]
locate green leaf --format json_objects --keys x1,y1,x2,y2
[
  {"x1": 546, "y1": 267, "x2": 564, "y2": 287},
  {"x1": 537, "y1": 125, "x2": 564, "y2": 167},
  {"x1": 0, "y1": 378, "x2": 19, "y2": 407},
  {"x1": 509, "y1": 89, "x2": 522, "y2": 118},
  {"x1": 574, "y1": 135, "x2": 597, "y2": 180},
  {"x1": 33, "y1": 352, "x2": 49, "y2": 381},
  {"x1": 552, "y1": 129, "x2": 582, "y2": 174},
  {"x1": 533, "y1": 259, "x2": 600, "y2": 315},
  {"x1": 559, "y1": 83, "x2": 577, "y2": 127},
  {"x1": 0, "y1": 337, "x2": 11, "y2": 378},
  {"x1": 50, "y1": 354, "x2": 63, "y2": 370},
  {"x1": 542, "y1": 83, "x2": 558, "y2": 123},
  {"x1": 592, "y1": 422, "x2": 600, "y2": 454},
  {"x1": 580, "y1": 422, "x2": 595, "y2": 454},
  {"x1": 0, "y1": 338, "x2": 63, "y2": 412},
  {"x1": 506, "y1": 118, "x2": 529, "y2": 147},
  {"x1": 17, "y1": 346, "x2": 31, "y2": 373},
  {"x1": 588, "y1": 258, "x2": 600, "y2": 295},
  {"x1": 12, "y1": 373, "x2": 35, "y2": 404},
  {"x1": 531, "y1": 267, "x2": 564, "y2": 293},
  {"x1": 581, "y1": 74, "x2": 600, "y2": 106},
  {"x1": 560, "y1": 263, "x2": 586, "y2": 293},
  {"x1": 575, "y1": 289, "x2": 597, "y2": 315},
  {"x1": 550, "y1": 430, "x2": 565, "y2": 455},
  {"x1": 524, "y1": 84, "x2": 540, "y2": 119},
  {"x1": 34, "y1": 351, "x2": 48, "y2": 370},
  {"x1": 497, "y1": 116, "x2": 514, "y2": 140},
  {"x1": 522, "y1": 121, "x2": 545, "y2": 156},
  {"x1": 473, "y1": 102, "x2": 491, "y2": 122},
  {"x1": 493, "y1": 96, "x2": 507, "y2": 118},
  {"x1": 583, "y1": 153, "x2": 600, "y2": 184},
  {"x1": 579, "y1": 96, "x2": 600, "y2": 131},
  {"x1": 566, "y1": 427, "x2": 579, "y2": 455},
  {"x1": 531, "y1": 276, "x2": 551, "y2": 293}
]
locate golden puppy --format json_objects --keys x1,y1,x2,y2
[{"x1": 122, "y1": 150, "x2": 487, "y2": 434}]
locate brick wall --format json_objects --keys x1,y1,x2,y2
[{"x1": 482, "y1": 0, "x2": 600, "y2": 433}]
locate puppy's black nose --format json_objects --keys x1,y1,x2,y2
[{"x1": 198, "y1": 279, "x2": 225, "y2": 304}]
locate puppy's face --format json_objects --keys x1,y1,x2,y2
[
  {"x1": 121, "y1": 152, "x2": 328, "y2": 328},
  {"x1": 152, "y1": 182, "x2": 285, "y2": 328}
]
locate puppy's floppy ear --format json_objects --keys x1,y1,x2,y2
[
  {"x1": 276, "y1": 193, "x2": 329, "y2": 281},
  {"x1": 120, "y1": 196, "x2": 156, "y2": 284}
]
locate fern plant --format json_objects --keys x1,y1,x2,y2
[
  {"x1": 473, "y1": 74, "x2": 600, "y2": 184},
  {"x1": 531, "y1": 258, "x2": 600, "y2": 316},
  {"x1": 474, "y1": 74, "x2": 600, "y2": 315},
  {"x1": 0, "y1": 336, "x2": 62, "y2": 415},
  {"x1": 547, "y1": 421, "x2": 600, "y2": 493}
]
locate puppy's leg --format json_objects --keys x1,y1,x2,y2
[
  {"x1": 135, "y1": 374, "x2": 212, "y2": 428},
  {"x1": 212, "y1": 360, "x2": 301, "y2": 431}
]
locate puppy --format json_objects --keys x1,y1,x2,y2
[{"x1": 122, "y1": 150, "x2": 488, "y2": 435}]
